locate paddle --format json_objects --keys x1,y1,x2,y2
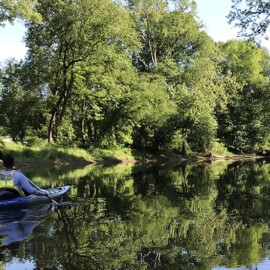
[
  {"x1": 27, "y1": 178, "x2": 59, "y2": 205},
  {"x1": 46, "y1": 194, "x2": 59, "y2": 205}
]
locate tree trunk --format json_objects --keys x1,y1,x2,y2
[
  {"x1": 47, "y1": 91, "x2": 66, "y2": 143},
  {"x1": 87, "y1": 122, "x2": 95, "y2": 144},
  {"x1": 48, "y1": 110, "x2": 57, "y2": 143},
  {"x1": 181, "y1": 129, "x2": 188, "y2": 156},
  {"x1": 80, "y1": 117, "x2": 86, "y2": 145}
]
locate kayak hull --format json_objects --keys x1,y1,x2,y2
[{"x1": 0, "y1": 186, "x2": 70, "y2": 210}]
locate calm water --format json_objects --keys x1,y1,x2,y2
[{"x1": 1, "y1": 159, "x2": 270, "y2": 270}]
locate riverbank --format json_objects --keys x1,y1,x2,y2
[
  {"x1": 0, "y1": 142, "x2": 266, "y2": 168},
  {"x1": 15, "y1": 152, "x2": 267, "y2": 168}
]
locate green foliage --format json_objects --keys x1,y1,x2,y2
[
  {"x1": 1, "y1": 0, "x2": 270, "y2": 156},
  {"x1": 88, "y1": 146, "x2": 135, "y2": 162},
  {"x1": 216, "y1": 41, "x2": 270, "y2": 153},
  {"x1": 0, "y1": 0, "x2": 42, "y2": 24},
  {"x1": 0, "y1": 59, "x2": 47, "y2": 142},
  {"x1": 210, "y1": 141, "x2": 233, "y2": 156}
]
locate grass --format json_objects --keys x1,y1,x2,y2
[
  {"x1": 1, "y1": 142, "x2": 92, "y2": 165},
  {"x1": 0, "y1": 140, "x2": 235, "y2": 167},
  {"x1": 0, "y1": 141, "x2": 139, "y2": 166},
  {"x1": 88, "y1": 146, "x2": 135, "y2": 162}
]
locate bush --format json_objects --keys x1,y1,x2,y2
[{"x1": 210, "y1": 141, "x2": 233, "y2": 156}]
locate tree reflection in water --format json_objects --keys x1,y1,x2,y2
[{"x1": 1, "y1": 160, "x2": 270, "y2": 269}]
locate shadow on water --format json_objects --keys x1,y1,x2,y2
[{"x1": 2, "y1": 160, "x2": 270, "y2": 269}]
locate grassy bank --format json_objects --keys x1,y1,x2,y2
[
  {"x1": 0, "y1": 142, "x2": 147, "y2": 167},
  {"x1": 0, "y1": 141, "x2": 261, "y2": 168}
]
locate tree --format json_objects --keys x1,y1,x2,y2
[
  {"x1": 0, "y1": 0, "x2": 42, "y2": 24},
  {"x1": 24, "y1": 0, "x2": 137, "y2": 144},
  {"x1": 129, "y1": 73, "x2": 177, "y2": 151},
  {"x1": 128, "y1": 0, "x2": 198, "y2": 72},
  {"x1": 228, "y1": 0, "x2": 270, "y2": 38},
  {"x1": 0, "y1": 60, "x2": 47, "y2": 142},
  {"x1": 216, "y1": 40, "x2": 270, "y2": 153},
  {"x1": 127, "y1": 0, "x2": 222, "y2": 153},
  {"x1": 69, "y1": 45, "x2": 139, "y2": 148}
]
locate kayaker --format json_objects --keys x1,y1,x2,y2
[{"x1": 0, "y1": 153, "x2": 50, "y2": 199}]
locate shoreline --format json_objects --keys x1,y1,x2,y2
[
  {"x1": 15, "y1": 153, "x2": 267, "y2": 168},
  {"x1": 2, "y1": 142, "x2": 268, "y2": 168}
]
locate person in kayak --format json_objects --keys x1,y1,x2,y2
[{"x1": 0, "y1": 153, "x2": 50, "y2": 199}]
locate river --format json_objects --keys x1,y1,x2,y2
[{"x1": 1, "y1": 159, "x2": 270, "y2": 270}]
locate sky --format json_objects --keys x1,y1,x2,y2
[
  {"x1": 196, "y1": 0, "x2": 239, "y2": 41},
  {"x1": 0, "y1": 0, "x2": 269, "y2": 63}
]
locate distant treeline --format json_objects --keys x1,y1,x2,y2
[{"x1": 0, "y1": 0, "x2": 270, "y2": 155}]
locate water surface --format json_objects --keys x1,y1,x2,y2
[{"x1": 1, "y1": 159, "x2": 270, "y2": 269}]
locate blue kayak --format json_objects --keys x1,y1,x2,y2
[{"x1": 0, "y1": 186, "x2": 70, "y2": 210}]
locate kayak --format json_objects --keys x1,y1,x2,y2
[{"x1": 0, "y1": 186, "x2": 70, "y2": 210}]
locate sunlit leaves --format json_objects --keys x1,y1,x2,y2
[
  {"x1": 217, "y1": 40, "x2": 270, "y2": 152},
  {"x1": 0, "y1": 0, "x2": 42, "y2": 24}
]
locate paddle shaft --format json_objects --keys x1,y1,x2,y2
[
  {"x1": 27, "y1": 178, "x2": 58, "y2": 205},
  {"x1": 46, "y1": 194, "x2": 58, "y2": 205}
]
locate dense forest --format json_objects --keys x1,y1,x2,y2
[{"x1": 0, "y1": 0, "x2": 269, "y2": 156}]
